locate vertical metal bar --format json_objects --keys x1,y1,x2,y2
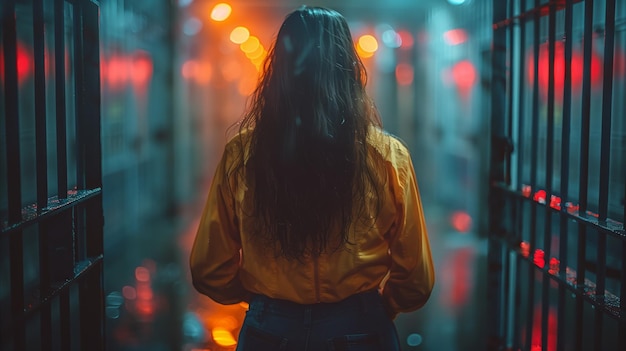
[
  {"x1": 34, "y1": 0, "x2": 49, "y2": 210},
  {"x1": 489, "y1": 0, "x2": 509, "y2": 348},
  {"x1": 73, "y1": 0, "x2": 85, "y2": 190},
  {"x1": 38, "y1": 223, "x2": 52, "y2": 351},
  {"x1": 55, "y1": 0, "x2": 68, "y2": 199},
  {"x1": 620, "y1": 239, "x2": 626, "y2": 350},
  {"x1": 598, "y1": 0, "x2": 615, "y2": 222},
  {"x1": 2, "y1": 0, "x2": 22, "y2": 226},
  {"x1": 79, "y1": 2, "x2": 105, "y2": 349},
  {"x1": 593, "y1": 1, "x2": 616, "y2": 349},
  {"x1": 506, "y1": 0, "x2": 514, "y2": 186},
  {"x1": 517, "y1": 0, "x2": 526, "y2": 188},
  {"x1": 60, "y1": 291, "x2": 71, "y2": 351},
  {"x1": 542, "y1": 2, "x2": 557, "y2": 349},
  {"x1": 557, "y1": 1, "x2": 574, "y2": 350},
  {"x1": 526, "y1": 1, "x2": 541, "y2": 349},
  {"x1": 34, "y1": 0, "x2": 53, "y2": 345},
  {"x1": 2, "y1": 1, "x2": 26, "y2": 350},
  {"x1": 514, "y1": 3, "x2": 526, "y2": 348},
  {"x1": 576, "y1": 0, "x2": 594, "y2": 350}
]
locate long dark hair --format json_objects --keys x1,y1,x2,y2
[{"x1": 235, "y1": 6, "x2": 383, "y2": 260}]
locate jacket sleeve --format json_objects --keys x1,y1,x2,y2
[
  {"x1": 382, "y1": 153, "x2": 435, "y2": 319},
  {"x1": 189, "y1": 147, "x2": 249, "y2": 304}
]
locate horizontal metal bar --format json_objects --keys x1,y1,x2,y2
[
  {"x1": 492, "y1": 0, "x2": 583, "y2": 29},
  {"x1": 491, "y1": 183, "x2": 626, "y2": 239},
  {"x1": 0, "y1": 189, "x2": 102, "y2": 235},
  {"x1": 22, "y1": 255, "x2": 103, "y2": 319},
  {"x1": 491, "y1": 236, "x2": 623, "y2": 322}
]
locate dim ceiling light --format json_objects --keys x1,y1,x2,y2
[{"x1": 448, "y1": 0, "x2": 466, "y2": 4}]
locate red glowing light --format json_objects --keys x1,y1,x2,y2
[
  {"x1": 105, "y1": 54, "x2": 130, "y2": 90},
  {"x1": 397, "y1": 30, "x2": 414, "y2": 50},
  {"x1": 451, "y1": 60, "x2": 476, "y2": 102},
  {"x1": 0, "y1": 41, "x2": 33, "y2": 85},
  {"x1": 122, "y1": 285, "x2": 137, "y2": 300},
  {"x1": 529, "y1": 305, "x2": 557, "y2": 351},
  {"x1": 395, "y1": 63, "x2": 414, "y2": 86},
  {"x1": 533, "y1": 249, "x2": 545, "y2": 268},
  {"x1": 548, "y1": 257, "x2": 560, "y2": 275},
  {"x1": 533, "y1": 189, "x2": 546, "y2": 203},
  {"x1": 520, "y1": 241, "x2": 530, "y2": 258},
  {"x1": 549, "y1": 195, "x2": 561, "y2": 210},
  {"x1": 527, "y1": 41, "x2": 603, "y2": 102},
  {"x1": 131, "y1": 50, "x2": 153, "y2": 89},
  {"x1": 522, "y1": 185, "x2": 532, "y2": 197},
  {"x1": 450, "y1": 211, "x2": 472, "y2": 233},
  {"x1": 135, "y1": 266, "x2": 150, "y2": 282},
  {"x1": 443, "y1": 29, "x2": 468, "y2": 46}
]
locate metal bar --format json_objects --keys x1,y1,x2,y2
[
  {"x1": 517, "y1": 0, "x2": 526, "y2": 188},
  {"x1": 73, "y1": 0, "x2": 85, "y2": 190},
  {"x1": 526, "y1": 0, "x2": 540, "y2": 347},
  {"x1": 2, "y1": 0, "x2": 22, "y2": 226},
  {"x1": 2, "y1": 1, "x2": 26, "y2": 349},
  {"x1": 506, "y1": 0, "x2": 514, "y2": 186},
  {"x1": 22, "y1": 255, "x2": 103, "y2": 318},
  {"x1": 78, "y1": 2, "x2": 105, "y2": 349},
  {"x1": 618, "y1": 240, "x2": 626, "y2": 350},
  {"x1": 557, "y1": 1, "x2": 574, "y2": 350},
  {"x1": 492, "y1": 183, "x2": 625, "y2": 237},
  {"x1": 594, "y1": 0, "x2": 616, "y2": 348},
  {"x1": 60, "y1": 291, "x2": 71, "y2": 351},
  {"x1": 55, "y1": 0, "x2": 68, "y2": 199},
  {"x1": 576, "y1": 0, "x2": 594, "y2": 349},
  {"x1": 1, "y1": 188, "x2": 102, "y2": 235},
  {"x1": 598, "y1": 0, "x2": 615, "y2": 222},
  {"x1": 542, "y1": 2, "x2": 557, "y2": 349},
  {"x1": 39, "y1": 222, "x2": 52, "y2": 351},
  {"x1": 34, "y1": 0, "x2": 49, "y2": 211}
]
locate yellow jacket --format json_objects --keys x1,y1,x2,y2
[{"x1": 190, "y1": 127, "x2": 435, "y2": 319}]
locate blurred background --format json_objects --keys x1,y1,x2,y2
[
  {"x1": 0, "y1": 0, "x2": 494, "y2": 349},
  {"x1": 96, "y1": 1, "x2": 492, "y2": 350}
]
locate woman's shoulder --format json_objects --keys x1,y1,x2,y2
[{"x1": 367, "y1": 126, "x2": 411, "y2": 160}]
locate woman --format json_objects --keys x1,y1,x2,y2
[{"x1": 190, "y1": 6, "x2": 434, "y2": 350}]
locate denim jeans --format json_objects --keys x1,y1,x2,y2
[{"x1": 235, "y1": 290, "x2": 401, "y2": 351}]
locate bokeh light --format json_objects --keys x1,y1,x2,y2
[{"x1": 210, "y1": 3, "x2": 232, "y2": 21}]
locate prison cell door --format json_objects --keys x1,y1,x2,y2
[
  {"x1": 1, "y1": 0, "x2": 104, "y2": 350},
  {"x1": 488, "y1": 0, "x2": 626, "y2": 350}
]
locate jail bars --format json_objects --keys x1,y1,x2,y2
[
  {"x1": 0, "y1": 0, "x2": 104, "y2": 350},
  {"x1": 489, "y1": 0, "x2": 626, "y2": 350}
]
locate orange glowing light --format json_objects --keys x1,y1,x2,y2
[
  {"x1": 240, "y1": 36, "x2": 260, "y2": 54},
  {"x1": 238, "y1": 77, "x2": 256, "y2": 96},
  {"x1": 212, "y1": 327, "x2": 237, "y2": 347},
  {"x1": 221, "y1": 60, "x2": 241, "y2": 81},
  {"x1": 356, "y1": 44, "x2": 374, "y2": 59},
  {"x1": 245, "y1": 44, "x2": 265, "y2": 60},
  {"x1": 230, "y1": 26, "x2": 250, "y2": 44},
  {"x1": 210, "y1": 3, "x2": 232, "y2": 21},
  {"x1": 358, "y1": 35, "x2": 378, "y2": 53},
  {"x1": 182, "y1": 60, "x2": 213, "y2": 84}
]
